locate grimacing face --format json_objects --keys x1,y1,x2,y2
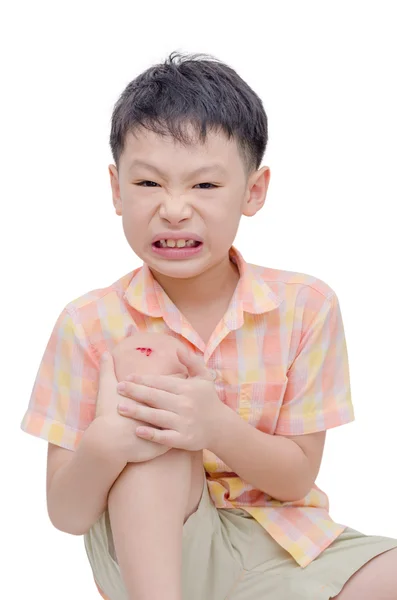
[{"x1": 109, "y1": 125, "x2": 270, "y2": 280}]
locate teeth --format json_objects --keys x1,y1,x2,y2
[{"x1": 157, "y1": 239, "x2": 198, "y2": 248}]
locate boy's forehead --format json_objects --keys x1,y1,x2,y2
[{"x1": 121, "y1": 126, "x2": 242, "y2": 173}]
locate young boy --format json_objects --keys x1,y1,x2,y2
[{"x1": 21, "y1": 51, "x2": 397, "y2": 599}]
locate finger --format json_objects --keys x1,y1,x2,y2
[
  {"x1": 124, "y1": 373, "x2": 184, "y2": 395},
  {"x1": 117, "y1": 381, "x2": 177, "y2": 409},
  {"x1": 118, "y1": 402, "x2": 178, "y2": 430},
  {"x1": 175, "y1": 346, "x2": 212, "y2": 380},
  {"x1": 135, "y1": 426, "x2": 182, "y2": 448}
]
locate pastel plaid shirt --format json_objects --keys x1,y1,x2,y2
[{"x1": 21, "y1": 246, "x2": 355, "y2": 568}]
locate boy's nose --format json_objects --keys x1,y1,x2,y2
[{"x1": 158, "y1": 197, "x2": 193, "y2": 224}]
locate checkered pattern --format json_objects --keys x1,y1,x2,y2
[{"x1": 21, "y1": 246, "x2": 354, "y2": 568}]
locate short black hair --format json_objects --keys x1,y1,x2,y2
[{"x1": 109, "y1": 51, "x2": 268, "y2": 176}]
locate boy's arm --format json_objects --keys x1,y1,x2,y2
[
  {"x1": 211, "y1": 291, "x2": 352, "y2": 502},
  {"x1": 46, "y1": 348, "x2": 175, "y2": 536},
  {"x1": 210, "y1": 407, "x2": 325, "y2": 502},
  {"x1": 46, "y1": 417, "x2": 127, "y2": 536}
]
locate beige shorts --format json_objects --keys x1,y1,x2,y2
[{"x1": 84, "y1": 471, "x2": 397, "y2": 600}]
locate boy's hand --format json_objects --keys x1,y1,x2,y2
[
  {"x1": 93, "y1": 352, "x2": 170, "y2": 463},
  {"x1": 116, "y1": 347, "x2": 227, "y2": 451}
]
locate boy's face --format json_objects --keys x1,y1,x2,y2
[{"x1": 109, "y1": 124, "x2": 270, "y2": 280}]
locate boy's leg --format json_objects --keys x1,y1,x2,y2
[
  {"x1": 334, "y1": 547, "x2": 397, "y2": 599},
  {"x1": 107, "y1": 448, "x2": 205, "y2": 600}
]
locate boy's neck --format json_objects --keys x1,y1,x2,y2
[{"x1": 150, "y1": 254, "x2": 240, "y2": 310}]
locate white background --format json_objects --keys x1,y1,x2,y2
[{"x1": 2, "y1": 1, "x2": 396, "y2": 597}]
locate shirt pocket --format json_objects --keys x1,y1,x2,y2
[{"x1": 235, "y1": 378, "x2": 288, "y2": 434}]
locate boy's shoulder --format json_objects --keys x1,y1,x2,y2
[
  {"x1": 62, "y1": 260, "x2": 337, "y2": 325},
  {"x1": 64, "y1": 268, "x2": 140, "y2": 314},
  {"x1": 248, "y1": 260, "x2": 336, "y2": 302}
]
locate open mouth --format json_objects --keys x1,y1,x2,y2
[{"x1": 153, "y1": 239, "x2": 202, "y2": 249}]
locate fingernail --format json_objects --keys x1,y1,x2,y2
[
  {"x1": 117, "y1": 382, "x2": 126, "y2": 391},
  {"x1": 136, "y1": 427, "x2": 149, "y2": 436},
  {"x1": 118, "y1": 404, "x2": 128, "y2": 412}
]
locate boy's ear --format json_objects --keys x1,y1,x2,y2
[
  {"x1": 242, "y1": 166, "x2": 271, "y2": 217},
  {"x1": 109, "y1": 164, "x2": 122, "y2": 216}
]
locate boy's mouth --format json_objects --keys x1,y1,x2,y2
[
  {"x1": 153, "y1": 239, "x2": 201, "y2": 249},
  {"x1": 151, "y1": 235, "x2": 204, "y2": 259}
]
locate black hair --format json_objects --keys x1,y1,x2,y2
[{"x1": 109, "y1": 51, "x2": 268, "y2": 176}]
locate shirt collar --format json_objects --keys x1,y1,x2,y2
[{"x1": 124, "y1": 246, "x2": 282, "y2": 322}]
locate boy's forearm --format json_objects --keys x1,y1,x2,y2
[
  {"x1": 47, "y1": 421, "x2": 127, "y2": 535},
  {"x1": 209, "y1": 405, "x2": 312, "y2": 502}
]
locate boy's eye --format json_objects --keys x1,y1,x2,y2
[
  {"x1": 135, "y1": 181, "x2": 218, "y2": 190},
  {"x1": 194, "y1": 183, "x2": 217, "y2": 189},
  {"x1": 136, "y1": 181, "x2": 158, "y2": 187}
]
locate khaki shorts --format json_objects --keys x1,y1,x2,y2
[{"x1": 84, "y1": 471, "x2": 397, "y2": 600}]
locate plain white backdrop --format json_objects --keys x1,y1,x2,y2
[{"x1": 2, "y1": 1, "x2": 396, "y2": 598}]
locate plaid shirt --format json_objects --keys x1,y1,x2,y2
[{"x1": 21, "y1": 246, "x2": 355, "y2": 568}]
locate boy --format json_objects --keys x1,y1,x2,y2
[{"x1": 21, "y1": 52, "x2": 397, "y2": 599}]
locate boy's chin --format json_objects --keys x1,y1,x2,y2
[{"x1": 149, "y1": 261, "x2": 206, "y2": 279}]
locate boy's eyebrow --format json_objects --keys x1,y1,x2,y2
[{"x1": 128, "y1": 159, "x2": 228, "y2": 178}]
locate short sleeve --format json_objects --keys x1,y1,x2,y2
[
  {"x1": 20, "y1": 306, "x2": 99, "y2": 451},
  {"x1": 275, "y1": 292, "x2": 355, "y2": 435}
]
